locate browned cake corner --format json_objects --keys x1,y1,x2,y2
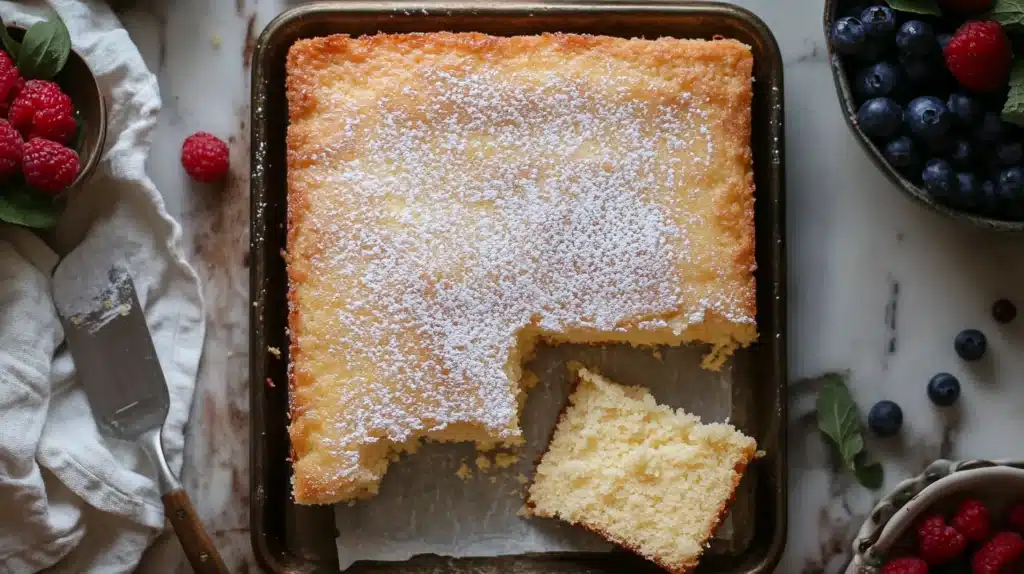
[
  {"x1": 527, "y1": 368, "x2": 757, "y2": 573},
  {"x1": 285, "y1": 32, "x2": 757, "y2": 505}
]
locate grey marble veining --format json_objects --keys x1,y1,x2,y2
[{"x1": 119, "y1": 1, "x2": 1024, "y2": 573}]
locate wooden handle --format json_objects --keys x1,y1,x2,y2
[{"x1": 162, "y1": 488, "x2": 229, "y2": 574}]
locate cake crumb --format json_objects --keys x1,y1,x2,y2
[
  {"x1": 455, "y1": 463, "x2": 472, "y2": 481},
  {"x1": 515, "y1": 473, "x2": 529, "y2": 485},
  {"x1": 212, "y1": 34, "x2": 222, "y2": 49},
  {"x1": 494, "y1": 452, "x2": 519, "y2": 468},
  {"x1": 475, "y1": 455, "x2": 492, "y2": 471},
  {"x1": 652, "y1": 348, "x2": 663, "y2": 361},
  {"x1": 488, "y1": 476, "x2": 497, "y2": 484},
  {"x1": 267, "y1": 346, "x2": 281, "y2": 358}
]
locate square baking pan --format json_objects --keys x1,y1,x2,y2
[{"x1": 250, "y1": 2, "x2": 786, "y2": 572}]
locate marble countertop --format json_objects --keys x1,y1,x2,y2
[{"x1": 118, "y1": 1, "x2": 1024, "y2": 572}]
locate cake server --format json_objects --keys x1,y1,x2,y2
[{"x1": 52, "y1": 266, "x2": 227, "y2": 574}]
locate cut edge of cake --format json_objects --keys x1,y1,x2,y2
[{"x1": 526, "y1": 367, "x2": 758, "y2": 574}]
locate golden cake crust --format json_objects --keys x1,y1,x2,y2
[{"x1": 286, "y1": 32, "x2": 756, "y2": 505}]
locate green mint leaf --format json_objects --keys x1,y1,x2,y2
[
  {"x1": 989, "y1": 0, "x2": 1024, "y2": 31},
  {"x1": 855, "y1": 461, "x2": 885, "y2": 490},
  {"x1": 0, "y1": 185, "x2": 62, "y2": 229},
  {"x1": 1003, "y1": 60, "x2": 1024, "y2": 128},
  {"x1": 17, "y1": 16, "x2": 71, "y2": 80},
  {"x1": 884, "y1": 0, "x2": 942, "y2": 15},
  {"x1": 816, "y1": 375, "x2": 865, "y2": 468},
  {"x1": 0, "y1": 17, "x2": 21, "y2": 60}
]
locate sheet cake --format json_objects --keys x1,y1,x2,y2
[{"x1": 285, "y1": 32, "x2": 757, "y2": 504}]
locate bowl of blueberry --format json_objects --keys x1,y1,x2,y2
[{"x1": 826, "y1": 0, "x2": 1024, "y2": 230}]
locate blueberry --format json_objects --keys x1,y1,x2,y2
[
  {"x1": 993, "y1": 299, "x2": 1017, "y2": 324},
  {"x1": 974, "y1": 112, "x2": 1005, "y2": 145},
  {"x1": 854, "y1": 62, "x2": 901, "y2": 100},
  {"x1": 896, "y1": 20, "x2": 936, "y2": 57},
  {"x1": 952, "y1": 172, "x2": 980, "y2": 209},
  {"x1": 884, "y1": 136, "x2": 918, "y2": 168},
  {"x1": 937, "y1": 33, "x2": 953, "y2": 51},
  {"x1": 927, "y1": 373, "x2": 961, "y2": 407},
  {"x1": 950, "y1": 139, "x2": 974, "y2": 169},
  {"x1": 998, "y1": 167, "x2": 1024, "y2": 196},
  {"x1": 954, "y1": 328, "x2": 987, "y2": 361},
  {"x1": 922, "y1": 158, "x2": 955, "y2": 198},
  {"x1": 900, "y1": 56, "x2": 941, "y2": 86},
  {"x1": 867, "y1": 400, "x2": 904, "y2": 437},
  {"x1": 905, "y1": 96, "x2": 952, "y2": 140},
  {"x1": 861, "y1": 6, "x2": 897, "y2": 39},
  {"x1": 947, "y1": 93, "x2": 981, "y2": 128},
  {"x1": 857, "y1": 97, "x2": 904, "y2": 138},
  {"x1": 832, "y1": 17, "x2": 866, "y2": 56},
  {"x1": 996, "y1": 141, "x2": 1023, "y2": 167}
]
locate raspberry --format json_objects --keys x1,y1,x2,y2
[
  {"x1": 22, "y1": 138, "x2": 79, "y2": 194},
  {"x1": 950, "y1": 499, "x2": 991, "y2": 542},
  {"x1": 0, "y1": 50, "x2": 23, "y2": 116},
  {"x1": 181, "y1": 131, "x2": 229, "y2": 183},
  {"x1": 939, "y1": 0, "x2": 993, "y2": 12},
  {"x1": 943, "y1": 21, "x2": 1013, "y2": 93},
  {"x1": 8, "y1": 80, "x2": 77, "y2": 145},
  {"x1": 0, "y1": 119, "x2": 23, "y2": 180},
  {"x1": 972, "y1": 532, "x2": 1024, "y2": 574},
  {"x1": 1009, "y1": 504, "x2": 1024, "y2": 535},
  {"x1": 881, "y1": 557, "x2": 929, "y2": 574},
  {"x1": 917, "y1": 514, "x2": 967, "y2": 565}
]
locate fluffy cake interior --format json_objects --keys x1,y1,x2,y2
[
  {"x1": 527, "y1": 368, "x2": 758, "y2": 574},
  {"x1": 285, "y1": 32, "x2": 757, "y2": 505}
]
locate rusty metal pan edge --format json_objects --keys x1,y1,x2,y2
[{"x1": 250, "y1": 3, "x2": 786, "y2": 573}]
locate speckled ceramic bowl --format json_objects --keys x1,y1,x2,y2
[
  {"x1": 846, "y1": 459, "x2": 1024, "y2": 573},
  {"x1": 823, "y1": 0, "x2": 1024, "y2": 232}
]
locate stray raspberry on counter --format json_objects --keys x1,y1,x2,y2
[{"x1": 181, "y1": 131, "x2": 229, "y2": 183}]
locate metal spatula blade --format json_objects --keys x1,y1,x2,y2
[{"x1": 53, "y1": 266, "x2": 227, "y2": 574}]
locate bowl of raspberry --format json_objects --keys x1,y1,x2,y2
[
  {"x1": 846, "y1": 459, "x2": 1024, "y2": 573},
  {"x1": 0, "y1": 15, "x2": 106, "y2": 229},
  {"x1": 825, "y1": 0, "x2": 1024, "y2": 231}
]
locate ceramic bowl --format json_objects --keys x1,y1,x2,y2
[
  {"x1": 846, "y1": 459, "x2": 1024, "y2": 573},
  {"x1": 823, "y1": 0, "x2": 1024, "y2": 232},
  {"x1": 7, "y1": 25, "x2": 106, "y2": 192}
]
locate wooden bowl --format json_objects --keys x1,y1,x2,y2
[
  {"x1": 823, "y1": 0, "x2": 1024, "y2": 232},
  {"x1": 7, "y1": 25, "x2": 106, "y2": 192},
  {"x1": 845, "y1": 459, "x2": 1024, "y2": 573}
]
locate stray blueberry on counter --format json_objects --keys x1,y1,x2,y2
[
  {"x1": 832, "y1": 17, "x2": 867, "y2": 56},
  {"x1": 905, "y1": 96, "x2": 952, "y2": 140},
  {"x1": 973, "y1": 112, "x2": 1005, "y2": 145},
  {"x1": 857, "y1": 97, "x2": 903, "y2": 138},
  {"x1": 861, "y1": 6, "x2": 897, "y2": 39},
  {"x1": 954, "y1": 328, "x2": 987, "y2": 361},
  {"x1": 868, "y1": 400, "x2": 904, "y2": 437},
  {"x1": 996, "y1": 141, "x2": 1023, "y2": 167},
  {"x1": 927, "y1": 373, "x2": 961, "y2": 407},
  {"x1": 896, "y1": 20, "x2": 936, "y2": 57},
  {"x1": 992, "y1": 299, "x2": 1017, "y2": 324},
  {"x1": 950, "y1": 139, "x2": 974, "y2": 169},
  {"x1": 855, "y1": 62, "x2": 901, "y2": 100},
  {"x1": 884, "y1": 136, "x2": 918, "y2": 169},
  {"x1": 947, "y1": 93, "x2": 981, "y2": 128},
  {"x1": 922, "y1": 159, "x2": 955, "y2": 199}
]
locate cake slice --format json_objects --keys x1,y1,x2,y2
[
  {"x1": 527, "y1": 368, "x2": 757, "y2": 573},
  {"x1": 285, "y1": 32, "x2": 757, "y2": 504}
]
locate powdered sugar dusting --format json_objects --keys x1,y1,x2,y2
[{"x1": 291, "y1": 49, "x2": 754, "y2": 484}]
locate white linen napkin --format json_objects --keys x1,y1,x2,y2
[{"x1": 0, "y1": 1, "x2": 205, "y2": 573}]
